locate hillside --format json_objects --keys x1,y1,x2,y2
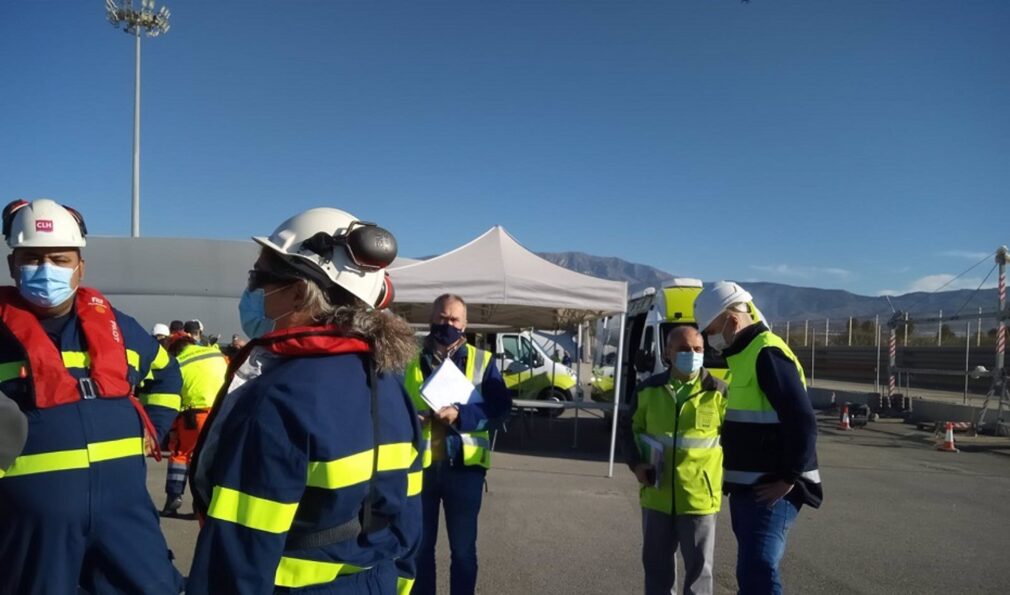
[{"x1": 537, "y1": 252, "x2": 997, "y2": 322}]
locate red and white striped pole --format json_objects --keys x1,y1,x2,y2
[
  {"x1": 887, "y1": 319, "x2": 897, "y2": 409},
  {"x1": 996, "y1": 247, "x2": 1007, "y2": 372}
]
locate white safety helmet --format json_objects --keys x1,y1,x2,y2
[
  {"x1": 151, "y1": 323, "x2": 170, "y2": 337},
  {"x1": 253, "y1": 207, "x2": 398, "y2": 309},
  {"x1": 694, "y1": 281, "x2": 756, "y2": 332},
  {"x1": 3, "y1": 198, "x2": 87, "y2": 249}
]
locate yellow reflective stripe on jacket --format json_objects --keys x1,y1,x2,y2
[
  {"x1": 306, "y1": 442, "x2": 416, "y2": 490},
  {"x1": 1, "y1": 437, "x2": 143, "y2": 478},
  {"x1": 274, "y1": 556, "x2": 368, "y2": 588},
  {"x1": 407, "y1": 470, "x2": 423, "y2": 497},
  {"x1": 60, "y1": 350, "x2": 142, "y2": 371},
  {"x1": 377, "y1": 442, "x2": 416, "y2": 471},
  {"x1": 397, "y1": 576, "x2": 416, "y2": 595},
  {"x1": 88, "y1": 437, "x2": 144, "y2": 462},
  {"x1": 0, "y1": 348, "x2": 145, "y2": 383},
  {"x1": 0, "y1": 361, "x2": 23, "y2": 382},
  {"x1": 206, "y1": 485, "x2": 298, "y2": 534},
  {"x1": 306, "y1": 450, "x2": 372, "y2": 490},
  {"x1": 152, "y1": 345, "x2": 171, "y2": 369},
  {"x1": 141, "y1": 392, "x2": 182, "y2": 410}
]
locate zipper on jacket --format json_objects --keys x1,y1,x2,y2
[{"x1": 670, "y1": 383, "x2": 681, "y2": 516}]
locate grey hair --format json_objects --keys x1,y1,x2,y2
[
  {"x1": 433, "y1": 293, "x2": 466, "y2": 310},
  {"x1": 297, "y1": 278, "x2": 418, "y2": 372},
  {"x1": 300, "y1": 279, "x2": 341, "y2": 323}
]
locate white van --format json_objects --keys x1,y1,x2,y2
[
  {"x1": 592, "y1": 278, "x2": 728, "y2": 404},
  {"x1": 481, "y1": 331, "x2": 579, "y2": 405}
]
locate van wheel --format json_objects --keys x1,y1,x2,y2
[{"x1": 537, "y1": 388, "x2": 569, "y2": 418}]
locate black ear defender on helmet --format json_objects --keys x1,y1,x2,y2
[
  {"x1": 302, "y1": 220, "x2": 398, "y2": 310},
  {"x1": 62, "y1": 205, "x2": 89, "y2": 236},
  {"x1": 302, "y1": 221, "x2": 398, "y2": 271},
  {"x1": 1, "y1": 200, "x2": 29, "y2": 240}
]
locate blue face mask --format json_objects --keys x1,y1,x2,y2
[
  {"x1": 19, "y1": 264, "x2": 78, "y2": 309},
  {"x1": 238, "y1": 287, "x2": 291, "y2": 339},
  {"x1": 673, "y1": 351, "x2": 704, "y2": 377}
]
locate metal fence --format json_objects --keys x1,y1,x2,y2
[
  {"x1": 769, "y1": 308, "x2": 1003, "y2": 349},
  {"x1": 767, "y1": 310, "x2": 1004, "y2": 399}
]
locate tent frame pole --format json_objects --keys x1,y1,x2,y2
[{"x1": 607, "y1": 315, "x2": 627, "y2": 478}]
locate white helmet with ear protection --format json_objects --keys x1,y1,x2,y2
[
  {"x1": 253, "y1": 207, "x2": 398, "y2": 309},
  {"x1": 3, "y1": 199, "x2": 88, "y2": 249}
]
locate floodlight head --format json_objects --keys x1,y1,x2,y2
[{"x1": 105, "y1": 0, "x2": 171, "y2": 36}]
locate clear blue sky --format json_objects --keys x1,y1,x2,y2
[{"x1": 1, "y1": 0, "x2": 1006, "y2": 296}]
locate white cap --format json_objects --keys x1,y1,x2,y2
[
  {"x1": 3, "y1": 199, "x2": 87, "y2": 249},
  {"x1": 253, "y1": 207, "x2": 397, "y2": 309},
  {"x1": 693, "y1": 281, "x2": 754, "y2": 332},
  {"x1": 151, "y1": 323, "x2": 170, "y2": 337}
]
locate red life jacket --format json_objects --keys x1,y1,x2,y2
[{"x1": 0, "y1": 286, "x2": 132, "y2": 409}]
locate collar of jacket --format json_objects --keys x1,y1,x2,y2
[
  {"x1": 230, "y1": 325, "x2": 371, "y2": 372},
  {"x1": 420, "y1": 336, "x2": 466, "y2": 375},
  {"x1": 720, "y1": 322, "x2": 769, "y2": 358},
  {"x1": 697, "y1": 368, "x2": 727, "y2": 394},
  {"x1": 643, "y1": 367, "x2": 726, "y2": 395}
]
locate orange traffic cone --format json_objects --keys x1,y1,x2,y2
[
  {"x1": 838, "y1": 406, "x2": 852, "y2": 431},
  {"x1": 937, "y1": 422, "x2": 958, "y2": 452}
]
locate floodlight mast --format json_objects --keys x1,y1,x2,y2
[{"x1": 105, "y1": 0, "x2": 171, "y2": 238}]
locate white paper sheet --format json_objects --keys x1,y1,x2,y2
[{"x1": 419, "y1": 360, "x2": 484, "y2": 411}]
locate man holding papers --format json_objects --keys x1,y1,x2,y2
[
  {"x1": 403, "y1": 294, "x2": 511, "y2": 595},
  {"x1": 620, "y1": 326, "x2": 727, "y2": 595}
]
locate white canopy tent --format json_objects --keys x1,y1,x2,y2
[
  {"x1": 388, "y1": 226, "x2": 626, "y2": 327},
  {"x1": 388, "y1": 226, "x2": 630, "y2": 476}
]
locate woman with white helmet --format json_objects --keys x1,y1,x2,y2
[{"x1": 187, "y1": 208, "x2": 422, "y2": 594}]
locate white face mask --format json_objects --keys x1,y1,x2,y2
[{"x1": 706, "y1": 317, "x2": 733, "y2": 354}]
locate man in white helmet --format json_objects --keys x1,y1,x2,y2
[
  {"x1": 0, "y1": 199, "x2": 184, "y2": 593},
  {"x1": 188, "y1": 208, "x2": 421, "y2": 595},
  {"x1": 152, "y1": 322, "x2": 171, "y2": 345},
  {"x1": 694, "y1": 281, "x2": 822, "y2": 595}
]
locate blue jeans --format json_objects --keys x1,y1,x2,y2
[
  {"x1": 729, "y1": 490, "x2": 800, "y2": 595},
  {"x1": 414, "y1": 460, "x2": 486, "y2": 595}
]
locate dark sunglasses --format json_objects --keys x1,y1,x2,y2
[{"x1": 247, "y1": 269, "x2": 298, "y2": 291}]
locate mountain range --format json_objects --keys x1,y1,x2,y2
[{"x1": 537, "y1": 251, "x2": 998, "y2": 323}]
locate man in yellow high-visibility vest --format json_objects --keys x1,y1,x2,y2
[
  {"x1": 695, "y1": 281, "x2": 822, "y2": 595},
  {"x1": 404, "y1": 294, "x2": 511, "y2": 595},
  {"x1": 620, "y1": 326, "x2": 726, "y2": 595}
]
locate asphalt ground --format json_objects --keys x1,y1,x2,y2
[{"x1": 149, "y1": 412, "x2": 1010, "y2": 594}]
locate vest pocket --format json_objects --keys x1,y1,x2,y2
[{"x1": 702, "y1": 470, "x2": 716, "y2": 507}]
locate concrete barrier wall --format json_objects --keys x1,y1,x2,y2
[
  {"x1": 906, "y1": 399, "x2": 982, "y2": 425},
  {"x1": 808, "y1": 386, "x2": 988, "y2": 426},
  {"x1": 807, "y1": 387, "x2": 871, "y2": 410}
]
